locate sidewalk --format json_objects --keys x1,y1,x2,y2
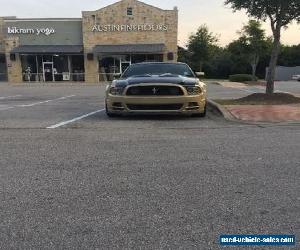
[
  {"x1": 207, "y1": 81, "x2": 300, "y2": 123},
  {"x1": 225, "y1": 104, "x2": 300, "y2": 123}
]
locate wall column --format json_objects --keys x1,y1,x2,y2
[
  {"x1": 5, "y1": 38, "x2": 22, "y2": 83},
  {"x1": 84, "y1": 53, "x2": 99, "y2": 83}
]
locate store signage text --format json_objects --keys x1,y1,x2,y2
[
  {"x1": 92, "y1": 24, "x2": 168, "y2": 32},
  {"x1": 7, "y1": 27, "x2": 56, "y2": 36}
]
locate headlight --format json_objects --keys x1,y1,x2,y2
[
  {"x1": 109, "y1": 87, "x2": 125, "y2": 95},
  {"x1": 185, "y1": 86, "x2": 202, "y2": 95}
]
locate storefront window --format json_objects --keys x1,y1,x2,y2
[
  {"x1": 53, "y1": 55, "x2": 69, "y2": 81},
  {"x1": 20, "y1": 55, "x2": 38, "y2": 82},
  {"x1": 19, "y1": 54, "x2": 85, "y2": 82},
  {"x1": 71, "y1": 55, "x2": 85, "y2": 81},
  {"x1": 0, "y1": 54, "x2": 7, "y2": 81},
  {"x1": 99, "y1": 56, "x2": 121, "y2": 81},
  {"x1": 98, "y1": 54, "x2": 164, "y2": 81}
]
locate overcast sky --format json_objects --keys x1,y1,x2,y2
[{"x1": 1, "y1": 0, "x2": 299, "y2": 46}]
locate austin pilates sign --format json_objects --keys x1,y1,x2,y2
[{"x1": 7, "y1": 27, "x2": 56, "y2": 36}]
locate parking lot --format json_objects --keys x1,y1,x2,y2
[
  {"x1": 0, "y1": 83, "x2": 232, "y2": 130},
  {"x1": 0, "y1": 83, "x2": 299, "y2": 249}
]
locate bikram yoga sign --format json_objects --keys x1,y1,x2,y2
[{"x1": 7, "y1": 27, "x2": 56, "y2": 36}]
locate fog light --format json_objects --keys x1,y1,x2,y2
[
  {"x1": 188, "y1": 102, "x2": 198, "y2": 107},
  {"x1": 113, "y1": 102, "x2": 123, "y2": 107}
]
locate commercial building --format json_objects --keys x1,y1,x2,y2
[{"x1": 0, "y1": 0, "x2": 178, "y2": 83}]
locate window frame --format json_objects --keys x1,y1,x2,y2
[{"x1": 127, "y1": 7, "x2": 133, "y2": 16}]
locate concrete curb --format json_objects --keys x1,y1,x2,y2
[
  {"x1": 207, "y1": 99, "x2": 300, "y2": 126},
  {"x1": 207, "y1": 99, "x2": 238, "y2": 122}
]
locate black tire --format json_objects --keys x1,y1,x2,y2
[
  {"x1": 192, "y1": 104, "x2": 207, "y2": 117},
  {"x1": 105, "y1": 103, "x2": 119, "y2": 118}
]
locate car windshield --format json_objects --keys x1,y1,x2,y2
[{"x1": 122, "y1": 63, "x2": 195, "y2": 78}]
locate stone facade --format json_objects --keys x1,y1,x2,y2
[
  {"x1": 0, "y1": 18, "x2": 5, "y2": 53},
  {"x1": 1, "y1": 0, "x2": 178, "y2": 83},
  {"x1": 82, "y1": 0, "x2": 178, "y2": 82}
]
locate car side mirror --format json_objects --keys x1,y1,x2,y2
[{"x1": 196, "y1": 72, "x2": 205, "y2": 78}]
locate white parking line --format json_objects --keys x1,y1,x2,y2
[
  {"x1": 0, "y1": 106, "x2": 14, "y2": 111},
  {"x1": 0, "y1": 95, "x2": 22, "y2": 100},
  {"x1": 47, "y1": 109, "x2": 105, "y2": 129},
  {"x1": 17, "y1": 95, "x2": 76, "y2": 107}
]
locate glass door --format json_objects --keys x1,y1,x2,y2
[
  {"x1": 121, "y1": 62, "x2": 131, "y2": 73},
  {"x1": 120, "y1": 55, "x2": 131, "y2": 73},
  {"x1": 43, "y1": 62, "x2": 54, "y2": 82}
]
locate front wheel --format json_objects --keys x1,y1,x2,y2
[
  {"x1": 105, "y1": 102, "x2": 119, "y2": 118},
  {"x1": 192, "y1": 104, "x2": 207, "y2": 117}
]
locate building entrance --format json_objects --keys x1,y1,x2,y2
[{"x1": 43, "y1": 62, "x2": 54, "y2": 82}]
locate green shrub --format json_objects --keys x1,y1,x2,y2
[{"x1": 229, "y1": 74, "x2": 257, "y2": 82}]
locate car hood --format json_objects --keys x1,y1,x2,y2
[{"x1": 113, "y1": 76, "x2": 200, "y2": 87}]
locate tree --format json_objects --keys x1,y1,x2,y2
[
  {"x1": 227, "y1": 37, "x2": 252, "y2": 74},
  {"x1": 177, "y1": 46, "x2": 191, "y2": 65},
  {"x1": 278, "y1": 44, "x2": 300, "y2": 66},
  {"x1": 240, "y1": 20, "x2": 271, "y2": 80},
  {"x1": 225, "y1": 0, "x2": 300, "y2": 94},
  {"x1": 187, "y1": 25, "x2": 219, "y2": 72}
]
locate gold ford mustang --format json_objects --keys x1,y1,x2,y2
[{"x1": 105, "y1": 62, "x2": 207, "y2": 117}]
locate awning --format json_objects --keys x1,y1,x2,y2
[
  {"x1": 93, "y1": 44, "x2": 166, "y2": 54},
  {"x1": 10, "y1": 45, "x2": 84, "y2": 54}
]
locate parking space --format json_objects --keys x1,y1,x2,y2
[
  {"x1": 0, "y1": 84, "x2": 106, "y2": 128},
  {"x1": 1, "y1": 82, "x2": 299, "y2": 129},
  {"x1": 0, "y1": 84, "x2": 228, "y2": 129}
]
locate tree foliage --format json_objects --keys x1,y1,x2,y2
[
  {"x1": 225, "y1": 0, "x2": 300, "y2": 93},
  {"x1": 187, "y1": 25, "x2": 219, "y2": 72},
  {"x1": 178, "y1": 22, "x2": 300, "y2": 80},
  {"x1": 238, "y1": 20, "x2": 272, "y2": 80}
]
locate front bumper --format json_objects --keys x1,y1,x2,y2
[{"x1": 106, "y1": 94, "x2": 206, "y2": 114}]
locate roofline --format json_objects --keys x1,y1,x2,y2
[
  {"x1": 83, "y1": 0, "x2": 177, "y2": 14},
  {"x1": 4, "y1": 18, "x2": 82, "y2": 22}
]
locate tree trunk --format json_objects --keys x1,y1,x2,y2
[
  {"x1": 199, "y1": 62, "x2": 203, "y2": 72},
  {"x1": 251, "y1": 63, "x2": 257, "y2": 81},
  {"x1": 266, "y1": 29, "x2": 281, "y2": 94},
  {"x1": 251, "y1": 56, "x2": 259, "y2": 81}
]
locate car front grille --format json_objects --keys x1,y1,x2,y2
[
  {"x1": 126, "y1": 86, "x2": 184, "y2": 96},
  {"x1": 126, "y1": 104, "x2": 183, "y2": 111}
]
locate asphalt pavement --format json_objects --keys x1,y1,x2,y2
[
  {"x1": 0, "y1": 83, "x2": 299, "y2": 249},
  {"x1": 206, "y1": 80, "x2": 300, "y2": 99}
]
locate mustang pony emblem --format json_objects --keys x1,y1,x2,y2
[{"x1": 152, "y1": 87, "x2": 158, "y2": 94}]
